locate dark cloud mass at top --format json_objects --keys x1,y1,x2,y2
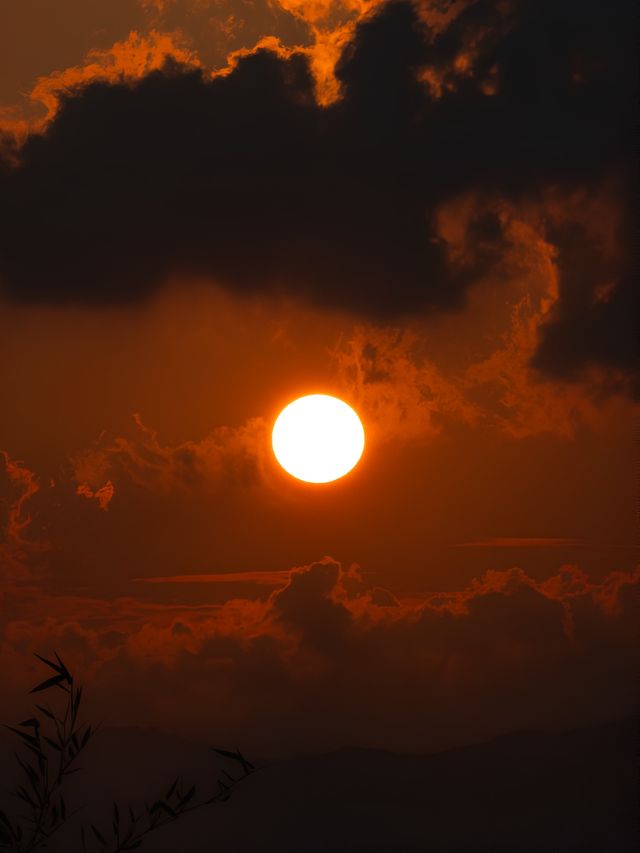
[{"x1": 0, "y1": 0, "x2": 636, "y2": 380}]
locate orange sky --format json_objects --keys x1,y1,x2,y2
[{"x1": 0, "y1": 0, "x2": 637, "y2": 755}]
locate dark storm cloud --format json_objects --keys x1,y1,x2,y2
[
  {"x1": 0, "y1": 0, "x2": 635, "y2": 378},
  {"x1": 531, "y1": 221, "x2": 638, "y2": 387}
]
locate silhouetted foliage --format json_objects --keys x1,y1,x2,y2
[{"x1": 0, "y1": 654, "x2": 254, "y2": 852}]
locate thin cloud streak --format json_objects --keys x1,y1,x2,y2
[
  {"x1": 455, "y1": 538, "x2": 588, "y2": 549},
  {"x1": 132, "y1": 570, "x2": 290, "y2": 585}
]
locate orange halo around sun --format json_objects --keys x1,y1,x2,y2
[{"x1": 272, "y1": 394, "x2": 365, "y2": 483}]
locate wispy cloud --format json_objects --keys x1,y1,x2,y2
[
  {"x1": 131, "y1": 570, "x2": 289, "y2": 585},
  {"x1": 454, "y1": 537, "x2": 587, "y2": 548}
]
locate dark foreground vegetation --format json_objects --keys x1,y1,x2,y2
[
  {"x1": 0, "y1": 655, "x2": 253, "y2": 852},
  {"x1": 0, "y1": 655, "x2": 636, "y2": 852}
]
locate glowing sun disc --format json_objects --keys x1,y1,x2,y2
[{"x1": 272, "y1": 394, "x2": 365, "y2": 483}]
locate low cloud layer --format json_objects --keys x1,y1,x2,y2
[
  {"x1": 1, "y1": 555, "x2": 637, "y2": 755},
  {"x1": 0, "y1": 0, "x2": 636, "y2": 387},
  {"x1": 1, "y1": 448, "x2": 636, "y2": 755}
]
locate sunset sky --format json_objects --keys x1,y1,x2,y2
[{"x1": 0, "y1": 0, "x2": 637, "y2": 759}]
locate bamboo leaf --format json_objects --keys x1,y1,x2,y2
[
  {"x1": 73, "y1": 685, "x2": 83, "y2": 717},
  {"x1": 0, "y1": 809, "x2": 14, "y2": 829},
  {"x1": 30, "y1": 674, "x2": 66, "y2": 693},
  {"x1": 25, "y1": 742, "x2": 47, "y2": 770},
  {"x1": 150, "y1": 799, "x2": 176, "y2": 818},
  {"x1": 54, "y1": 651, "x2": 72, "y2": 682},
  {"x1": 16, "y1": 754, "x2": 38, "y2": 787},
  {"x1": 211, "y1": 747, "x2": 238, "y2": 761},
  {"x1": 212, "y1": 746, "x2": 254, "y2": 771},
  {"x1": 4, "y1": 725, "x2": 39, "y2": 747},
  {"x1": 236, "y1": 749, "x2": 255, "y2": 772},
  {"x1": 178, "y1": 785, "x2": 196, "y2": 808},
  {"x1": 43, "y1": 735, "x2": 62, "y2": 751},
  {"x1": 34, "y1": 704, "x2": 56, "y2": 721},
  {"x1": 33, "y1": 653, "x2": 65, "y2": 674},
  {"x1": 91, "y1": 823, "x2": 106, "y2": 844},
  {"x1": 14, "y1": 786, "x2": 37, "y2": 808}
]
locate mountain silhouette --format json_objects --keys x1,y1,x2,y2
[{"x1": 0, "y1": 717, "x2": 636, "y2": 851}]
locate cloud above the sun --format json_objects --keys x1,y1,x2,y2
[{"x1": 0, "y1": 0, "x2": 636, "y2": 391}]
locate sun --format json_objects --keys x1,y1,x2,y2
[{"x1": 272, "y1": 394, "x2": 365, "y2": 484}]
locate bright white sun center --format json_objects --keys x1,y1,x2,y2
[{"x1": 272, "y1": 394, "x2": 365, "y2": 484}]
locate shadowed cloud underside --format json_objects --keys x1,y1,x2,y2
[{"x1": 0, "y1": 0, "x2": 636, "y2": 388}]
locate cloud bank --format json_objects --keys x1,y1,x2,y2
[
  {"x1": 0, "y1": 0, "x2": 635, "y2": 387},
  {"x1": 1, "y1": 550, "x2": 637, "y2": 755}
]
